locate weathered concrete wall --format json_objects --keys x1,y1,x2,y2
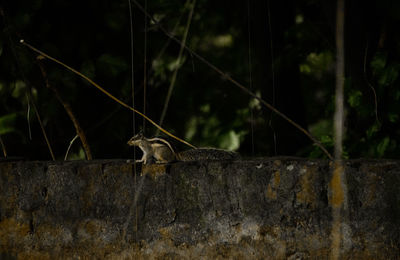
[{"x1": 0, "y1": 158, "x2": 399, "y2": 259}]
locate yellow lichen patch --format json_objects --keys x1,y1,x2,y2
[
  {"x1": 35, "y1": 223, "x2": 73, "y2": 248},
  {"x1": 16, "y1": 250, "x2": 51, "y2": 260},
  {"x1": 0, "y1": 218, "x2": 30, "y2": 247},
  {"x1": 233, "y1": 222, "x2": 242, "y2": 235},
  {"x1": 273, "y1": 171, "x2": 280, "y2": 186},
  {"x1": 266, "y1": 185, "x2": 277, "y2": 200},
  {"x1": 0, "y1": 163, "x2": 14, "y2": 180},
  {"x1": 142, "y1": 164, "x2": 167, "y2": 180},
  {"x1": 157, "y1": 226, "x2": 175, "y2": 249},
  {"x1": 266, "y1": 171, "x2": 280, "y2": 200},
  {"x1": 362, "y1": 173, "x2": 380, "y2": 208},
  {"x1": 273, "y1": 160, "x2": 281, "y2": 167},
  {"x1": 329, "y1": 162, "x2": 345, "y2": 208},
  {"x1": 158, "y1": 227, "x2": 172, "y2": 240},
  {"x1": 80, "y1": 178, "x2": 98, "y2": 212},
  {"x1": 106, "y1": 163, "x2": 131, "y2": 175},
  {"x1": 296, "y1": 166, "x2": 318, "y2": 208},
  {"x1": 75, "y1": 219, "x2": 110, "y2": 247},
  {"x1": 83, "y1": 219, "x2": 103, "y2": 236}
]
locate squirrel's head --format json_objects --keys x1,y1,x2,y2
[{"x1": 127, "y1": 132, "x2": 145, "y2": 146}]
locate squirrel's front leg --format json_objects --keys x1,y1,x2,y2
[
  {"x1": 135, "y1": 158, "x2": 145, "y2": 164},
  {"x1": 136, "y1": 150, "x2": 150, "y2": 164}
]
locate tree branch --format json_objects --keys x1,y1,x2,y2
[{"x1": 37, "y1": 57, "x2": 93, "y2": 160}]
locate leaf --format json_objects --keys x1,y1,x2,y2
[
  {"x1": 347, "y1": 90, "x2": 362, "y2": 108},
  {"x1": 377, "y1": 137, "x2": 390, "y2": 157},
  {"x1": 11, "y1": 80, "x2": 27, "y2": 99},
  {"x1": 185, "y1": 116, "x2": 198, "y2": 141},
  {"x1": 379, "y1": 65, "x2": 399, "y2": 86},
  {"x1": 388, "y1": 113, "x2": 399, "y2": 123},
  {"x1": 0, "y1": 113, "x2": 17, "y2": 135},
  {"x1": 366, "y1": 122, "x2": 381, "y2": 138},
  {"x1": 219, "y1": 130, "x2": 242, "y2": 150},
  {"x1": 394, "y1": 90, "x2": 400, "y2": 101},
  {"x1": 370, "y1": 52, "x2": 387, "y2": 73},
  {"x1": 299, "y1": 51, "x2": 334, "y2": 78},
  {"x1": 320, "y1": 135, "x2": 333, "y2": 145},
  {"x1": 309, "y1": 119, "x2": 332, "y2": 138},
  {"x1": 97, "y1": 54, "x2": 128, "y2": 77}
]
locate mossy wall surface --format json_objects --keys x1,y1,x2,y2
[{"x1": 0, "y1": 158, "x2": 399, "y2": 259}]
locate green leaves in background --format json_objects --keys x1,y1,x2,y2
[
  {"x1": 299, "y1": 51, "x2": 334, "y2": 79},
  {"x1": 347, "y1": 90, "x2": 362, "y2": 108},
  {"x1": 97, "y1": 54, "x2": 128, "y2": 77},
  {"x1": 377, "y1": 136, "x2": 390, "y2": 157},
  {"x1": 2, "y1": 0, "x2": 400, "y2": 159},
  {"x1": 371, "y1": 52, "x2": 400, "y2": 87},
  {"x1": 0, "y1": 113, "x2": 17, "y2": 135}
]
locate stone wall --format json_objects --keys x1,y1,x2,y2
[{"x1": 0, "y1": 158, "x2": 399, "y2": 259}]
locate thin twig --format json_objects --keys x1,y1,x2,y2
[
  {"x1": 127, "y1": 0, "x2": 138, "y2": 243},
  {"x1": 152, "y1": 17, "x2": 183, "y2": 70},
  {"x1": 131, "y1": 0, "x2": 333, "y2": 160},
  {"x1": 363, "y1": 42, "x2": 380, "y2": 125},
  {"x1": 26, "y1": 94, "x2": 32, "y2": 140},
  {"x1": 247, "y1": 0, "x2": 255, "y2": 155},
  {"x1": 158, "y1": 0, "x2": 196, "y2": 130},
  {"x1": 266, "y1": 0, "x2": 277, "y2": 155},
  {"x1": 20, "y1": 40, "x2": 196, "y2": 149},
  {"x1": 37, "y1": 57, "x2": 93, "y2": 160},
  {"x1": 28, "y1": 92, "x2": 56, "y2": 161},
  {"x1": 128, "y1": 0, "x2": 136, "y2": 137},
  {"x1": 143, "y1": 0, "x2": 148, "y2": 131},
  {"x1": 0, "y1": 135, "x2": 7, "y2": 157},
  {"x1": 2, "y1": 10, "x2": 55, "y2": 160},
  {"x1": 64, "y1": 135, "x2": 79, "y2": 160}
]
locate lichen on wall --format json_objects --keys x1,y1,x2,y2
[{"x1": 0, "y1": 158, "x2": 399, "y2": 259}]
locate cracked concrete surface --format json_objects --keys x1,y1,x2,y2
[{"x1": 0, "y1": 158, "x2": 399, "y2": 259}]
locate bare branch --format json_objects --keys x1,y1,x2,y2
[
  {"x1": 20, "y1": 40, "x2": 196, "y2": 150},
  {"x1": 0, "y1": 135, "x2": 7, "y2": 157},
  {"x1": 37, "y1": 57, "x2": 93, "y2": 160},
  {"x1": 158, "y1": 0, "x2": 196, "y2": 130}
]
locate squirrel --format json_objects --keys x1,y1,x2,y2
[{"x1": 127, "y1": 133, "x2": 239, "y2": 164}]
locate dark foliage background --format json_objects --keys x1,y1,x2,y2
[{"x1": 1, "y1": 0, "x2": 399, "y2": 160}]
